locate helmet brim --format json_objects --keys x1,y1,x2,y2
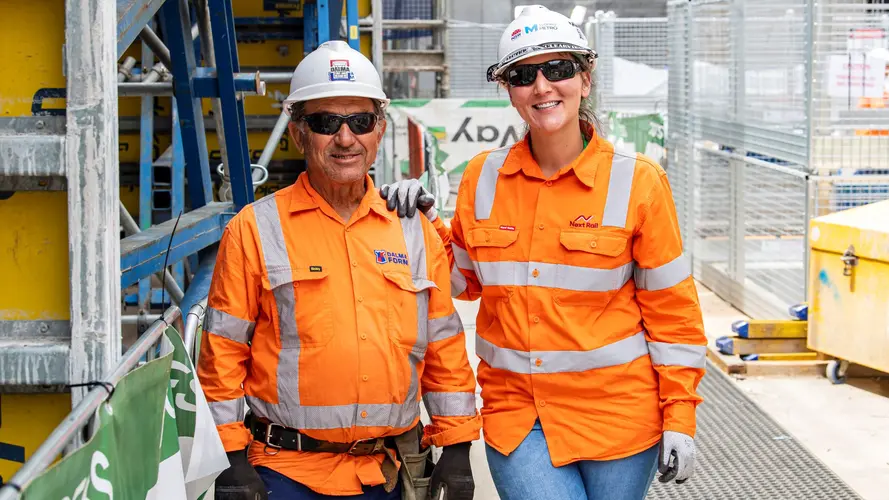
[
  {"x1": 282, "y1": 86, "x2": 390, "y2": 116},
  {"x1": 487, "y1": 44, "x2": 598, "y2": 82}
]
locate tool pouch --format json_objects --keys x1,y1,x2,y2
[{"x1": 393, "y1": 423, "x2": 435, "y2": 500}]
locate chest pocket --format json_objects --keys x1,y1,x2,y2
[
  {"x1": 555, "y1": 230, "x2": 633, "y2": 308},
  {"x1": 466, "y1": 226, "x2": 520, "y2": 287},
  {"x1": 382, "y1": 270, "x2": 438, "y2": 352},
  {"x1": 264, "y1": 268, "x2": 334, "y2": 348}
]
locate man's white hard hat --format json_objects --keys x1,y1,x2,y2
[
  {"x1": 487, "y1": 5, "x2": 598, "y2": 82},
  {"x1": 283, "y1": 40, "x2": 389, "y2": 116}
]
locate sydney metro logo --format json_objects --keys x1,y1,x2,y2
[{"x1": 570, "y1": 215, "x2": 599, "y2": 229}]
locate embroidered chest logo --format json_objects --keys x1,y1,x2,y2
[
  {"x1": 374, "y1": 250, "x2": 409, "y2": 266},
  {"x1": 570, "y1": 215, "x2": 599, "y2": 229}
]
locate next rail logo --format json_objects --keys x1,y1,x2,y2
[
  {"x1": 570, "y1": 215, "x2": 599, "y2": 229},
  {"x1": 374, "y1": 250, "x2": 409, "y2": 266}
]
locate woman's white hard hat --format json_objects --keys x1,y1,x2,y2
[
  {"x1": 487, "y1": 5, "x2": 598, "y2": 82},
  {"x1": 282, "y1": 40, "x2": 389, "y2": 116}
]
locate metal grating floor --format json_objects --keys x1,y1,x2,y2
[{"x1": 647, "y1": 362, "x2": 862, "y2": 500}]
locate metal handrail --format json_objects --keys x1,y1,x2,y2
[
  {"x1": 183, "y1": 297, "x2": 208, "y2": 362},
  {"x1": 0, "y1": 305, "x2": 182, "y2": 500}
]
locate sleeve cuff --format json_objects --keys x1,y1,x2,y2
[
  {"x1": 421, "y1": 414, "x2": 482, "y2": 448},
  {"x1": 663, "y1": 401, "x2": 697, "y2": 437},
  {"x1": 217, "y1": 422, "x2": 253, "y2": 452},
  {"x1": 431, "y1": 216, "x2": 451, "y2": 244}
]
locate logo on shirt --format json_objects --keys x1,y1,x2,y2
[
  {"x1": 499, "y1": 225, "x2": 516, "y2": 231},
  {"x1": 374, "y1": 250, "x2": 409, "y2": 266},
  {"x1": 570, "y1": 215, "x2": 599, "y2": 229}
]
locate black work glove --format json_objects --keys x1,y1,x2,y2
[
  {"x1": 379, "y1": 180, "x2": 437, "y2": 220},
  {"x1": 214, "y1": 449, "x2": 268, "y2": 500},
  {"x1": 429, "y1": 442, "x2": 474, "y2": 500}
]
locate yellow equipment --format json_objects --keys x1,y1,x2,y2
[{"x1": 808, "y1": 199, "x2": 889, "y2": 383}]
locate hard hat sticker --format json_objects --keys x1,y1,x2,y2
[{"x1": 329, "y1": 59, "x2": 355, "y2": 81}]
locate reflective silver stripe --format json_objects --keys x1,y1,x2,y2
[
  {"x1": 204, "y1": 307, "x2": 255, "y2": 344},
  {"x1": 452, "y1": 243, "x2": 473, "y2": 271},
  {"x1": 474, "y1": 147, "x2": 510, "y2": 220},
  {"x1": 247, "y1": 398, "x2": 422, "y2": 430},
  {"x1": 648, "y1": 342, "x2": 707, "y2": 369},
  {"x1": 476, "y1": 332, "x2": 650, "y2": 374},
  {"x1": 635, "y1": 255, "x2": 691, "y2": 291},
  {"x1": 253, "y1": 195, "x2": 293, "y2": 288},
  {"x1": 209, "y1": 398, "x2": 246, "y2": 425},
  {"x1": 423, "y1": 392, "x2": 477, "y2": 417},
  {"x1": 428, "y1": 311, "x2": 463, "y2": 343},
  {"x1": 450, "y1": 265, "x2": 468, "y2": 297},
  {"x1": 602, "y1": 153, "x2": 637, "y2": 228},
  {"x1": 475, "y1": 260, "x2": 634, "y2": 292}
]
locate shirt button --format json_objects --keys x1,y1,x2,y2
[
  {"x1": 538, "y1": 224, "x2": 544, "y2": 230},
  {"x1": 360, "y1": 333, "x2": 367, "y2": 340},
  {"x1": 533, "y1": 316, "x2": 540, "y2": 323},
  {"x1": 545, "y1": 181, "x2": 553, "y2": 186},
  {"x1": 361, "y1": 411, "x2": 368, "y2": 418},
  {"x1": 362, "y1": 375, "x2": 369, "y2": 382},
  {"x1": 532, "y1": 269, "x2": 539, "y2": 278},
  {"x1": 351, "y1": 260, "x2": 358, "y2": 267},
  {"x1": 357, "y1": 296, "x2": 364, "y2": 303},
  {"x1": 539, "y1": 400, "x2": 546, "y2": 407},
  {"x1": 535, "y1": 358, "x2": 542, "y2": 366},
  {"x1": 590, "y1": 241, "x2": 598, "y2": 248},
  {"x1": 346, "y1": 227, "x2": 352, "y2": 232}
]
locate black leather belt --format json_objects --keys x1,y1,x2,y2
[{"x1": 246, "y1": 413, "x2": 389, "y2": 456}]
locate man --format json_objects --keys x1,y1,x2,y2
[{"x1": 198, "y1": 40, "x2": 481, "y2": 500}]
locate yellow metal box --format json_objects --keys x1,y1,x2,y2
[{"x1": 808, "y1": 199, "x2": 889, "y2": 377}]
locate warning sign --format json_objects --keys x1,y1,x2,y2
[
  {"x1": 827, "y1": 54, "x2": 887, "y2": 98},
  {"x1": 328, "y1": 59, "x2": 355, "y2": 82}
]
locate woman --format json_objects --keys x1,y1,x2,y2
[{"x1": 381, "y1": 5, "x2": 706, "y2": 499}]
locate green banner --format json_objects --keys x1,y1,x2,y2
[{"x1": 20, "y1": 327, "x2": 229, "y2": 500}]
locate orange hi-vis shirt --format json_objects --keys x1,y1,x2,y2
[
  {"x1": 431, "y1": 133, "x2": 706, "y2": 465},
  {"x1": 197, "y1": 173, "x2": 482, "y2": 495}
]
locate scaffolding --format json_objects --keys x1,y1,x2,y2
[{"x1": 667, "y1": 0, "x2": 889, "y2": 319}]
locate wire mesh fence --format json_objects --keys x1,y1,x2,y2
[
  {"x1": 447, "y1": 21, "x2": 506, "y2": 98},
  {"x1": 587, "y1": 13, "x2": 669, "y2": 115},
  {"x1": 668, "y1": 0, "x2": 889, "y2": 319}
]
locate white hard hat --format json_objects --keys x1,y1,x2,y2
[
  {"x1": 283, "y1": 40, "x2": 389, "y2": 116},
  {"x1": 487, "y1": 5, "x2": 597, "y2": 82}
]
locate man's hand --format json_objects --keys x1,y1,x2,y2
[
  {"x1": 430, "y1": 442, "x2": 474, "y2": 500},
  {"x1": 215, "y1": 449, "x2": 268, "y2": 500},
  {"x1": 379, "y1": 179, "x2": 437, "y2": 220},
  {"x1": 658, "y1": 431, "x2": 695, "y2": 484}
]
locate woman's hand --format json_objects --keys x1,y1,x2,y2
[{"x1": 658, "y1": 431, "x2": 696, "y2": 484}]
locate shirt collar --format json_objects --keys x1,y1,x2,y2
[
  {"x1": 498, "y1": 127, "x2": 606, "y2": 188},
  {"x1": 288, "y1": 172, "x2": 395, "y2": 223}
]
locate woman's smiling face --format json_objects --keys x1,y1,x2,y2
[{"x1": 506, "y1": 53, "x2": 591, "y2": 135}]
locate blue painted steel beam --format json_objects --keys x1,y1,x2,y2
[
  {"x1": 171, "y1": 98, "x2": 186, "y2": 289},
  {"x1": 346, "y1": 0, "x2": 359, "y2": 50},
  {"x1": 159, "y1": 0, "x2": 213, "y2": 208},
  {"x1": 208, "y1": 0, "x2": 254, "y2": 210},
  {"x1": 117, "y1": 0, "x2": 167, "y2": 58},
  {"x1": 304, "y1": 3, "x2": 318, "y2": 53},
  {"x1": 120, "y1": 203, "x2": 233, "y2": 288},
  {"x1": 179, "y1": 245, "x2": 218, "y2": 316},
  {"x1": 192, "y1": 68, "x2": 264, "y2": 97},
  {"x1": 317, "y1": 0, "x2": 330, "y2": 44}
]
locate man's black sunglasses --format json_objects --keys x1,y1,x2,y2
[
  {"x1": 506, "y1": 59, "x2": 583, "y2": 87},
  {"x1": 300, "y1": 112, "x2": 379, "y2": 135}
]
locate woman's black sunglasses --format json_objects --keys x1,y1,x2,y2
[
  {"x1": 506, "y1": 59, "x2": 583, "y2": 87},
  {"x1": 300, "y1": 112, "x2": 379, "y2": 135}
]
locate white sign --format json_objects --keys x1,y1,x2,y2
[{"x1": 826, "y1": 54, "x2": 887, "y2": 99}]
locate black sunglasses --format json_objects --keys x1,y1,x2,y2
[
  {"x1": 506, "y1": 59, "x2": 583, "y2": 87},
  {"x1": 300, "y1": 112, "x2": 379, "y2": 135}
]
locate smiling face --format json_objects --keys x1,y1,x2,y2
[
  {"x1": 505, "y1": 53, "x2": 591, "y2": 136},
  {"x1": 289, "y1": 96, "x2": 386, "y2": 186}
]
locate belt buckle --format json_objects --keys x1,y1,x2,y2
[
  {"x1": 265, "y1": 422, "x2": 284, "y2": 450},
  {"x1": 348, "y1": 438, "x2": 381, "y2": 455}
]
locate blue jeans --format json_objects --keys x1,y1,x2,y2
[
  {"x1": 485, "y1": 421, "x2": 659, "y2": 500},
  {"x1": 256, "y1": 466, "x2": 402, "y2": 499}
]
